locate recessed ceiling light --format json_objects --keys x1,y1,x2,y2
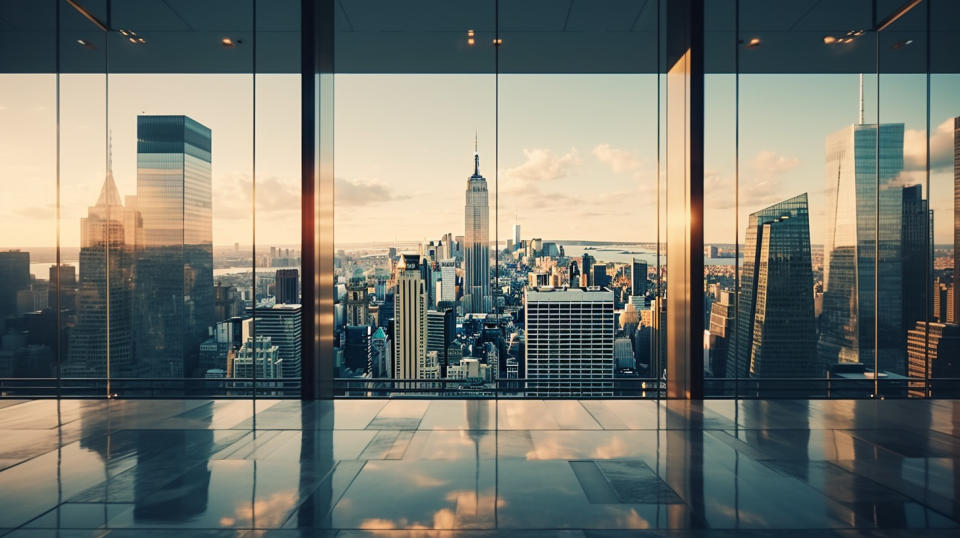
[
  {"x1": 746, "y1": 37, "x2": 760, "y2": 48},
  {"x1": 467, "y1": 37, "x2": 475, "y2": 46},
  {"x1": 492, "y1": 38, "x2": 502, "y2": 46},
  {"x1": 823, "y1": 36, "x2": 837, "y2": 44},
  {"x1": 221, "y1": 37, "x2": 236, "y2": 48},
  {"x1": 467, "y1": 29, "x2": 475, "y2": 38},
  {"x1": 891, "y1": 39, "x2": 914, "y2": 50}
]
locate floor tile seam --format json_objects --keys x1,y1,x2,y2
[
  {"x1": 825, "y1": 460, "x2": 960, "y2": 517},
  {"x1": 385, "y1": 431, "x2": 416, "y2": 460},
  {"x1": 0, "y1": 439, "x2": 89, "y2": 472},
  {"x1": 212, "y1": 431, "x2": 264, "y2": 460},
  {"x1": 277, "y1": 458, "x2": 346, "y2": 528},
  {"x1": 360, "y1": 400, "x2": 392, "y2": 429},
  {"x1": 574, "y1": 402, "x2": 615, "y2": 430},
  {"x1": 844, "y1": 430, "x2": 934, "y2": 458},
  {"x1": 818, "y1": 460, "x2": 917, "y2": 503}
]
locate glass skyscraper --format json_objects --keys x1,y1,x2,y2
[
  {"x1": 820, "y1": 122, "x2": 927, "y2": 375},
  {"x1": 730, "y1": 193, "x2": 817, "y2": 378},
  {"x1": 135, "y1": 115, "x2": 214, "y2": 378}
]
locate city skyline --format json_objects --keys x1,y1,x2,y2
[{"x1": 3, "y1": 74, "x2": 960, "y2": 250}]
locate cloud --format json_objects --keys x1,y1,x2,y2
[
  {"x1": 214, "y1": 173, "x2": 300, "y2": 220},
  {"x1": 904, "y1": 117, "x2": 955, "y2": 172},
  {"x1": 593, "y1": 144, "x2": 643, "y2": 174},
  {"x1": 336, "y1": 177, "x2": 410, "y2": 207},
  {"x1": 502, "y1": 148, "x2": 580, "y2": 183},
  {"x1": 12, "y1": 204, "x2": 57, "y2": 220},
  {"x1": 705, "y1": 150, "x2": 802, "y2": 211},
  {"x1": 748, "y1": 150, "x2": 800, "y2": 176},
  {"x1": 254, "y1": 177, "x2": 299, "y2": 213}
]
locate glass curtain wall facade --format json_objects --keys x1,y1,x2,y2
[
  {"x1": 1, "y1": 1, "x2": 958, "y2": 398},
  {"x1": 705, "y1": 0, "x2": 960, "y2": 398},
  {"x1": 0, "y1": 0, "x2": 300, "y2": 397}
]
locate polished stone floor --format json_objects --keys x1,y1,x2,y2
[{"x1": 0, "y1": 398, "x2": 958, "y2": 537}]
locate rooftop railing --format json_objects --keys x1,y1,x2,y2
[{"x1": 1, "y1": 377, "x2": 958, "y2": 399}]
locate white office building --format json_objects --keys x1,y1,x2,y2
[{"x1": 524, "y1": 287, "x2": 615, "y2": 396}]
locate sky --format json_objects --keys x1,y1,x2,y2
[{"x1": 1, "y1": 72, "x2": 958, "y2": 251}]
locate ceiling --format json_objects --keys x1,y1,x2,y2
[{"x1": 0, "y1": 0, "x2": 956, "y2": 74}]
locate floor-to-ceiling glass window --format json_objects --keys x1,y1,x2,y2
[
  {"x1": 0, "y1": 2, "x2": 58, "y2": 393},
  {"x1": 498, "y1": 1, "x2": 661, "y2": 397},
  {"x1": 332, "y1": 1, "x2": 496, "y2": 394}
]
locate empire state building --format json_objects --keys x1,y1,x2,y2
[{"x1": 464, "y1": 138, "x2": 491, "y2": 314}]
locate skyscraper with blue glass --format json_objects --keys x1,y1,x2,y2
[
  {"x1": 135, "y1": 115, "x2": 214, "y2": 377},
  {"x1": 729, "y1": 193, "x2": 816, "y2": 378},
  {"x1": 819, "y1": 121, "x2": 927, "y2": 375}
]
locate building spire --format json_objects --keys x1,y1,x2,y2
[
  {"x1": 96, "y1": 129, "x2": 123, "y2": 207},
  {"x1": 858, "y1": 73, "x2": 863, "y2": 124},
  {"x1": 474, "y1": 131, "x2": 479, "y2": 176}
]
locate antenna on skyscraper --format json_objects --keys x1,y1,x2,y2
[
  {"x1": 473, "y1": 130, "x2": 479, "y2": 175},
  {"x1": 858, "y1": 73, "x2": 864, "y2": 124},
  {"x1": 107, "y1": 129, "x2": 113, "y2": 174}
]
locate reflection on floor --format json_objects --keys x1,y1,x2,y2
[{"x1": 0, "y1": 398, "x2": 958, "y2": 536}]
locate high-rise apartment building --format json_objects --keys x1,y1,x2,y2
[
  {"x1": 708, "y1": 290, "x2": 735, "y2": 378},
  {"x1": 439, "y1": 258, "x2": 457, "y2": 304},
  {"x1": 730, "y1": 194, "x2": 817, "y2": 378},
  {"x1": 525, "y1": 287, "x2": 614, "y2": 395},
  {"x1": 820, "y1": 121, "x2": 927, "y2": 375},
  {"x1": 394, "y1": 254, "x2": 426, "y2": 378},
  {"x1": 513, "y1": 223, "x2": 521, "y2": 251},
  {"x1": 249, "y1": 304, "x2": 302, "y2": 380},
  {"x1": 135, "y1": 115, "x2": 213, "y2": 377},
  {"x1": 232, "y1": 336, "x2": 282, "y2": 387},
  {"x1": 275, "y1": 269, "x2": 299, "y2": 305},
  {"x1": 463, "y1": 142, "x2": 490, "y2": 313}
]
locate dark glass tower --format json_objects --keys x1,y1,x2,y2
[
  {"x1": 135, "y1": 115, "x2": 213, "y2": 378},
  {"x1": 0, "y1": 251, "x2": 29, "y2": 331},
  {"x1": 631, "y1": 258, "x2": 647, "y2": 296},
  {"x1": 275, "y1": 268, "x2": 299, "y2": 305},
  {"x1": 581, "y1": 253, "x2": 595, "y2": 286},
  {"x1": 729, "y1": 193, "x2": 817, "y2": 378}
]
